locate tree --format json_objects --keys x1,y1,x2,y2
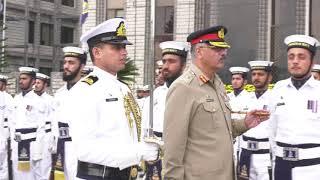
[{"x1": 117, "y1": 58, "x2": 139, "y2": 84}]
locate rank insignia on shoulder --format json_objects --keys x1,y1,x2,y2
[{"x1": 82, "y1": 75, "x2": 98, "y2": 85}]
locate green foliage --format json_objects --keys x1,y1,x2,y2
[
  {"x1": 117, "y1": 58, "x2": 139, "y2": 84},
  {"x1": 225, "y1": 84, "x2": 275, "y2": 93}
]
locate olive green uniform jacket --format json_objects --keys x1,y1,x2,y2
[{"x1": 163, "y1": 63, "x2": 248, "y2": 180}]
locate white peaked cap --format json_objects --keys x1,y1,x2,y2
[
  {"x1": 229, "y1": 67, "x2": 249, "y2": 74},
  {"x1": 80, "y1": 18, "x2": 132, "y2": 47},
  {"x1": 248, "y1": 60, "x2": 274, "y2": 71},
  {"x1": 312, "y1": 64, "x2": 320, "y2": 72},
  {"x1": 19, "y1": 67, "x2": 39, "y2": 74},
  {"x1": 36, "y1": 73, "x2": 50, "y2": 80}
]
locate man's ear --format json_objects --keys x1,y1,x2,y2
[
  {"x1": 92, "y1": 47, "x2": 101, "y2": 59},
  {"x1": 31, "y1": 78, "x2": 36, "y2": 86}
]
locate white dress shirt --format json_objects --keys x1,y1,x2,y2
[
  {"x1": 242, "y1": 90, "x2": 272, "y2": 139},
  {"x1": 142, "y1": 84, "x2": 168, "y2": 134},
  {"x1": 269, "y1": 77, "x2": 320, "y2": 146},
  {"x1": 68, "y1": 67, "x2": 141, "y2": 169}
]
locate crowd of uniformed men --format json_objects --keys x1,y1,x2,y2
[{"x1": 0, "y1": 17, "x2": 320, "y2": 180}]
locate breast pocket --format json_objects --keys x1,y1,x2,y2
[{"x1": 195, "y1": 100, "x2": 222, "y2": 130}]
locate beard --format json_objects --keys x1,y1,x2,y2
[
  {"x1": 164, "y1": 71, "x2": 182, "y2": 87},
  {"x1": 63, "y1": 65, "x2": 81, "y2": 82}
]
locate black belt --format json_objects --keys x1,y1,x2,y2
[
  {"x1": 276, "y1": 142, "x2": 320, "y2": 149},
  {"x1": 242, "y1": 149, "x2": 270, "y2": 154},
  {"x1": 275, "y1": 156, "x2": 320, "y2": 180},
  {"x1": 242, "y1": 135, "x2": 269, "y2": 153},
  {"x1": 77, "y1": 161, "x2": 138, "y2": 179},
  {"x1": 154, "y1": 131, "x2": 162, "y2": 138},
  {"x1": 243, "y1": 135, "x2": 269, "y2": 142}
]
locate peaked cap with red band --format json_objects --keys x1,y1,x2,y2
[{"x1": 187, "y1": 25, "x2": 230, "y2": 48}]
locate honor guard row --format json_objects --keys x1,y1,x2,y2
[{"x1": 269, "y1": 34, "x2": 320, "y2": 180}]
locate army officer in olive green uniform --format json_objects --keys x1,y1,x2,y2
[{"x1": 163, "y1": 26, "x2": 270, "y2": 180}]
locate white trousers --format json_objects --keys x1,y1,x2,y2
[
  {"x1": 0, "y1": 139, "x2": 8, "y2": 180},
  {"x1": 249, "y1": 153, "x2": 271, "y2": 180},
  {"x1": 63, "y1": 141, "x2": 78, "y2": 180},
  {"x1": 292, "y1": 164, "x2": 320, "y2": 180}
]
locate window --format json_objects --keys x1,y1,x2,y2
[
  {"x1": 155, "y1": 6, "x2": 174, "y2": 35},
  {"x1": 106, "y1": 0, "x2": 125, "y2": 19},
  {"x1": 28, "y1": 21, "x2": 35, "y2": 44},
  {"x1": 40, "y1": 23, "x2": 54, "y2": 46},
  {"x1": 107, "y1": 9, "x2": 124, "y2": 19},
  {"x1": 62, "y1": 0, "x2": 74, "y2": 7},
  {"x1": 41, "y1": 0, "x2": 54, "y2": 2},
  {"x1": 61, "y1": 26, "x2": 74, "y2": 44},
  {"x1": 154, "y1": 6, "x2": 174, "y2": 62}
]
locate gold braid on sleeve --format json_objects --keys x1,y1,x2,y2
[{"x1": 124, "y1": 92, "x2": 142, "y2": 141}]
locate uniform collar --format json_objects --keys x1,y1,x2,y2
[
  {"x1": 160, "y1": 84, "x2": 169, "y2": 90},
  {"x1": 190, "y1": 63, "x2": 214, "y2": 86},
  {"x1": 20, "y1": 90, "x2": 36, "y2": 98},
  {"x1": 93, "y1": 66, "x2": 118, "y2": 80},
  {"x1": 287, "y1": 75, "x2": 317, "y2": 89}
]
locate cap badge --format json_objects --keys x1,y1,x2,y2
[
  {"x1": 218, "y1": 28, "x2": 224, "y2": 39},
  {"x1": 116, "y1": 22, "x2": 126, "y2": 37}
]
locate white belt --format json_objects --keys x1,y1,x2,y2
[
  {"x1": 276, "y1": 145, "x2": 320, "y2": 161},
  {"x1": 14, "y1": 132, "x2": 37, "y2": 141},
  {"x1": 45, "y1": 122, "x2": 51, "y2": 131},
  {"x1": 3, "y1": 121, "x2": 8, "y2": 128},
  {"x1": 241, "y1": 140, "x2": 270, "y2": 150}
]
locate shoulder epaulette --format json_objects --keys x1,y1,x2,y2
[
  {"x1": 180, "y1": 70, "x2": 195, "y2": 84},
  {"x1": 118, "y1": 79, "x2": 128, "y2": 86},
  {"x1": 82, "y1": 75, "x2": 98, "y2": 85}
]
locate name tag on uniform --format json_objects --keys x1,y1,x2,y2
[
  {"x1": 106, "y1": 98, "x2": 118, "y2": 102},
  {"x1": 276, "y1": 102, "x2": 285, "y2": 106}
]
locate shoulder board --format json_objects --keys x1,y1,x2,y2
[
  {"x1": 82, "y1": 75, "x2": 98, "y2": 85},
  {"x1": 180, "y1": 70, "x2": 195, "y2": 84},
  {"x1": 118, "y1": 79, "x2": 128, "y2": 86}
]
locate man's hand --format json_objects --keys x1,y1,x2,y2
[{"x1": 244, "y1": 109, "x2": 270, "y2": 128}]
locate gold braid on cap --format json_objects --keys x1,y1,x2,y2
[{"x1": 124, "y1": 92, "x2": 142, "y2": 141}]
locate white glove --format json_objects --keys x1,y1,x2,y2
[
  {"x1": 48, "y1": 135, "x2": 57, "y2": 154},
  {"x1": 137, "y1": 142, "x2": 159, "y2": 162},
  {"x1": 32, "y1": 140, "x2": 43, "y2": 161}
]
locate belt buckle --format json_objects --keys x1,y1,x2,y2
[
  {"x1": 283, "y1": 147, "x2": 299, "y2": 161},
  {"x1": 247, "y1": 140, "x2": 259, "y2": 151},
  {"x1": 59, "y1": 127, "x2": 69, "y2": 138},
  {"x1": 14, "y1": 133, "x2": 22, "y2": 142}
]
